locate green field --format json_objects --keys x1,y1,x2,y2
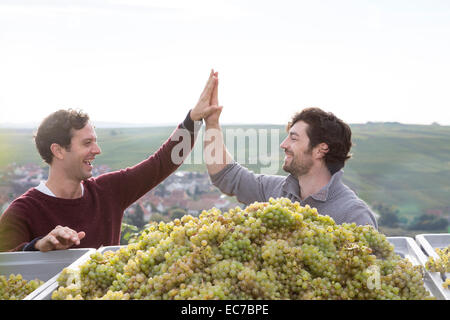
[{"x1": 1, "y1": 122, "x2": 449, "y2": 221}]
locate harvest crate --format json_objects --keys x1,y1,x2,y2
[
  {"x1": 32, "y1": 246, "x2": 123, "y2": 300},
  {"x1": 33, "y1": 239, "x2": 448, "y2": 300},
  {"x1": 415, "y1": 233, "x2": 450, "y2": 300},
  {"x1": 0, "y1": 248, "x2": 94, "y2": 300},
  {"x1": 416, "y1": 233, "x2": 450, "y2": 258},
  {"x1": 387, "y1": 236, "x2": 447, "y2": 300},
  {"x1": 98, "y1": 245, "x2": 124, "y2": 253}
]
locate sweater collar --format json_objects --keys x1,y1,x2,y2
[
  {"x1": 35, "y1": 180, "x2": 85, "y2": 198},
  {"x1": 283, "y1": 170, "x2": 344, "y2": 202}
]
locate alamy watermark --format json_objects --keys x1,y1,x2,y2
[
  {"x1": 170, "y1": 124, "x2": 282, "y2": 175},
  {"x1": 366, "y1": 265, "x2": 381, "y2": 290}
]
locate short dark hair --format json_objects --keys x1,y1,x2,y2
[
  {"x1": 34, "y1": 109, "x2": 90, "y2": 164},
  {"x1": 287, "y1": 107, "x2": 352, "y2": 174}
]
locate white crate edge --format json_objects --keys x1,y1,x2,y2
[
  {"x1": 29, "y1": 248, "x2": 97, "y2": 300},
  {"x1": 415, "y1": 234, "x2": 450, "y2": 300}
]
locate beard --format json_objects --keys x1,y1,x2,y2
[{"x1": 282, "y1": 149, "x2": 314, "y2": 178}]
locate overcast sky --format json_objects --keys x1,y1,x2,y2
[{"x1": 1, "y1": 0, "x2": 450, "y2": 126}]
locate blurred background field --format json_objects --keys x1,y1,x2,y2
[{"x1": 1, "y1": 122, "x2": 449, "y2": 235}]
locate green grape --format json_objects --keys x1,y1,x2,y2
[
  {"x1": 424, "y1": 244, "x2": 449, "y2": 290},
  {"x1": 443, "y1": 278, "x2": 450, "y2": 289},
  {"x1": 425, "y1": 245, "x2": 450, "y2": 274},
  {"x1": 0, "y1": 274, "x2": 44, "y2": 300},
  {"x1": 52, "y1": 197, "x2": 435, "y2": 300}
]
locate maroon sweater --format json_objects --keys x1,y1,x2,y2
[{"x1": 0, "y1": 113, "x2": 199, "y2": 252}]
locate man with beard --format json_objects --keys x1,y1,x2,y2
[{"x1": 203, "y1": 99, "x2": 377, "y2": 227}]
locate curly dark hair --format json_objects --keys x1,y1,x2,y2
[
  {"x1": 287, "y1": 107, "x2": 352, "y2": 174},
  {"x1": 34, "y1": 109, "x2": 90, "y2": 164}
]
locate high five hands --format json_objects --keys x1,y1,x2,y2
[{"x1": 190, "y1": 69, "x2": 223, "y2": 122}]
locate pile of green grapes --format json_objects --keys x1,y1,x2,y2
[
  {"x1": 52, "y1": 198, "x2": 434, "y2": 300},
  {"x1": 0, "y1": 274, "x2": 44, "y2": 300},
  {"x1": 425, "y1": 245, "x2": 450, "y2": 289}
]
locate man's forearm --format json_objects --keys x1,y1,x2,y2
[{"x1": 204, "y1": 122, "x2": 233, "y2": 176}]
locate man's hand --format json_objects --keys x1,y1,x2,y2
[
  {"x1": 204, "y1": 72, "x2": 223, "y2": 126},
  {"x1": 204, "y1": 106, "x2": 223, "y2": 127},
  {"x1": 35, "y1": 225, "x2": 86, "y2": 252},
  {"x1": 202, "y1": 71, "x2": 231, "y2": 175},
  {"x1": 190, "y1": 69, "x2": 222, "y2": 121}
]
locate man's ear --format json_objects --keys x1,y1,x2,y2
[
  {"x1": 50, "y1": 143, "x2": 65, "y2": 161},
  {"x1": 316, "y1": 143, "x2": 329, "y2": 159}
]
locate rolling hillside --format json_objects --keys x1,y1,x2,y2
[{"x1": 1, "y1": 122, "x2": 449, "y2": 221}]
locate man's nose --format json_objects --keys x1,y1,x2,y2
[
  {"x1": 92, "y1": 143, "x2": 102, "y2": 155},
  {"x1": 280, "y1": 137, "x2": 288, "y2": 150}
]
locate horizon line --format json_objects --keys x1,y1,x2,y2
[{"x1": 0, "y1": 120, "x2": 448, "y2": 129}]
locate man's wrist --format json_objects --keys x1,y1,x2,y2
[
  {"x1": 23, "y1": 237, "x2": 43, "y2": 251},
  {"x1": 184, "y1": 109, "x2": 202, "y2": 133},
  {"x1": 205, "y1": 121, "x2": 220, "y2": 130},
  {"x1": 189, "y1": 109, "x2": 198, "y2": 121}
]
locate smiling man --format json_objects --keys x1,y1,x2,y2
[
  {"x1": 204, "y1": 106, "x2": 378, "y2": 228},
  {"x1": 0, "y1": 70, "x2": 221, "y2": 252}
]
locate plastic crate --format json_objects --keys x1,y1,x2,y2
[
  {"x1": 0, "y1": 248, "x2": 95, "y2": 300},
  {"x1": 98, "y1": 245, "x2": 124, "y2": 254},
  {"x1": 416, "y1": 233, "x2": 450, "y2": 258},
  {"x1": 33, "y1": 239, "x2": 448, "y2": 300},
  {"x1": 33, "y1": 246, "x2": 124, "y2": 300},
  {"x1": 387, "y1": 236, "x2": 447, "y2": 300},
  {"x1": 415, "y1": 233, "x2": 450, "y2": 300}
]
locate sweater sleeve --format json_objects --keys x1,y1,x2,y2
[
  {"x1": 209, "y1": 161, "x2": 285, "y2": 205},
  {"x1": 342, "y1": 201, "x2": 379, "y2": 229},
  {"x1": 94, "y1": 110, "x2": 202, "y2": 211},
  {"x1": 0, "y1": 202, "x2": 32, "y2": 252}
]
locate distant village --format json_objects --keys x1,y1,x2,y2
[
  {"x1": 1, "y1": 162, "x2": 449, "y2": 234},
  {"x1": 0, "y1": 163, "x2": 243, "y2": 223}
]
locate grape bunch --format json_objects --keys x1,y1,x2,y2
[
  {"x1": 425, "y1": 245, "x2": 450, "y2": 289},
  {"x1": 425, "y1": 245, "x2": 450, "y2": 274},
  {"x1": 52, "y1": 198, "x2": 434, "y2": 300},
  {"x1": 0, "y1": 274, "x2": 44, "y2": 300},
  {"x1": 443, "y1": 278, "x2": 450, "y2": 289}
]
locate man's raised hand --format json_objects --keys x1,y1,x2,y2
[
  {"x1": 204, "y1": 68, "x2": 223, "y2": 126},
  {"x1": 190, "y1": 69, "x2": 222, "y2": 121}
]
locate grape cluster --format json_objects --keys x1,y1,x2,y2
[
  {"x1": 443, "y1": 278, "x2": 450, "y2": 289},
  {"x1": 52, "y1": 198, "x2": 434, "y2": 300},
  {"x1": 425, "y1": 245, "x2": 450, "y2": 273},
  {"x1": 425, "y1": 245, "x2": 450, "y2": 289},
  {"x1": 0, "y1": 274, "x2": 44, "y2": 300}
]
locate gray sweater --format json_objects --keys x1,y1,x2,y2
[{"x1": 210, "y1": 161, "x2": 378, "y2": 228}]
